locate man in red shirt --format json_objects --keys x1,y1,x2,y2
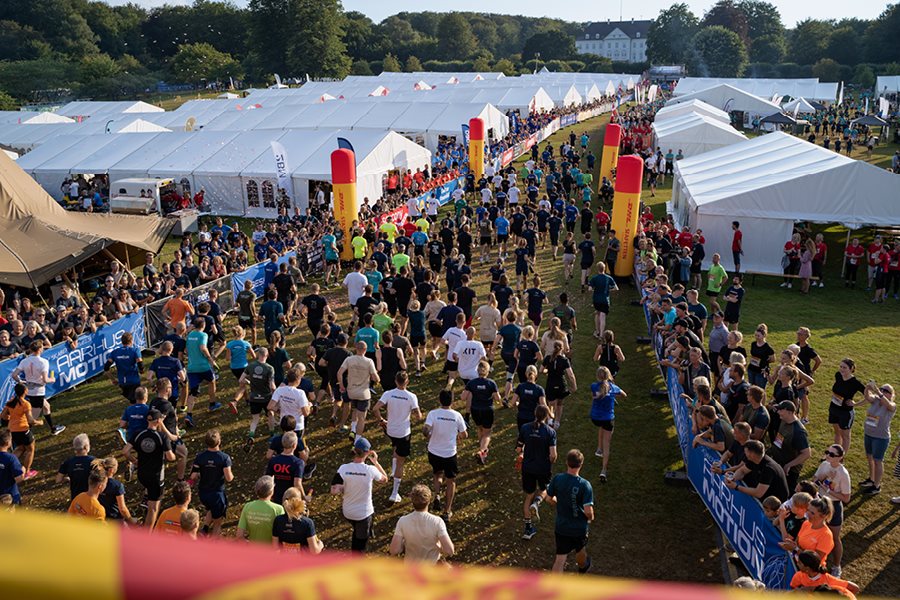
[
  {"x1": 595, "y1": 208, "x2": 610, "y2": 238},
  {"x1": 402, "y1": 217, "x2": 417, "y2": 237},
  {"x1": 866, "y1": 235, "x2": 884, "y2": 290},
  {"x1": 812, "y1": 233, "x2": 827, "y2": 287},
  {"x1": 843, "y1": 237, "x2": 865, "y2": 288},
  {"x1": 731, "y1": 221, "x2": 743, "y2": 274},
  {"x1": 677, "y1": 227, "x2": 694, "y2": 249},
  {"x1": 640, "y1": 206, "x2": 654, "y2": 227}
]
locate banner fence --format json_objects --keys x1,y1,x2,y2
[
  {"x1": 145, "y1": 275, "x2": 235, "y2": 348},
  {"x1": 0, "y1": 310, "x2": 146, "y2": 410},
  {"x1": 636, "y1": 274, "x2": 795, "y2": 589}
]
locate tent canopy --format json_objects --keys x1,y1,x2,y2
[
  {"x1": 671, "y1": 132, "x2": 900, "y2": 274},
  {"x1": 781, "y1": 98, "x2": 817, "y2": 114},
  {"x1": 653, "y1": 113, "x2": 747, "y2": 158},
  {"x1": 0, "y1": 152, "x2": 173, "y2": 286},
  {"x1": 852, "y1": 115, "x2": 887, "y2": 126},
  {"x1": 654, "y1": 99, "x2": 730, "y2": 124},
  {"x1": 759, "y1": 112, "x2": 797, "y2": 125},
  {"x1": 666, "y1": 84, "x2": 781, "y2": 117}
]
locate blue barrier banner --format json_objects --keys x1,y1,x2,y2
[
  {"x1": 639, "y1": 284, "x2": 794, "y2": 589},
  {"x1": 560, "y1": 114, "x2": 577, "y2": 127},
  {"x1": 231, "y1": 251, "x2": 297, "y2": 302},
  {"x1": 0, "y1": 310, "x2": 146, "y2": 410}
]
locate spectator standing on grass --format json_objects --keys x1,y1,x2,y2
[
  {"x1": 705, "y1": 254, "x2": 727, "y2": 311},
  {"x1": 860, "y1": 381, "x2": 895, "y2": 496},
  {"x1": 731, "y1": 221, "x2": 742, "y2": 274},
  {"x1": 813, "y1": 444, "x2": 851, "y2": 577}
]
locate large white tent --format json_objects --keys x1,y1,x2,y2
[
  {"x1": 27, "y1": 135, "x2": 121, "y2": 199},
  {"x1": 654, "y1": 99, "x2": 730, "y2": 124},
  {"x1": 66, "y1": 133, "x2": 162, "y2": 176},
  {"x1": 146, "y1": 131, "x2": 240, "y2": 196},
  {"x1": 665, "y1": 84, "x2": 781, "y2": 123},
  {"x1": 876, "y1": 76, "x2": 900, "y2": 94},
  {"x1": 670, "y1": 132, "x2": 900, "y2": 274},
  {"x1": 107, "y1": 132, "x2": 194, "y2": 182},
  {"x1": 653, "y1": 113, "x2": 747, "y2": 158},
  {"x1": 674, "y1": 78, "x2": 837, "y2": 102}
]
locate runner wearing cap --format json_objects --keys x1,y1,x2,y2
[
  {"x1": 330, "y1": 437, "x2": 388, "y2": 552},
  {"x1": 373, "y1": 372, "x2": 422, "y2": 503}
]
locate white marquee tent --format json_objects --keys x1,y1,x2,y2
[
  {"x1": 654, "y1": 99, "x2": 730, "y2": 124},
  {"x1": 670, "y1": 132, "x2": 900, "y2": 274},
  {"x1": 673, "y1": 78, "x2": 837, "y2": 102},
  {"x1": 107, "y1": 132, "x2": 194, "y2": 182},
  {"x1": 666, "y1": 84, "x2": 781, "y2": 122},
  {"x1": 146, "y1": 131, "x2": 240, "y2": 196},
  {"x1": 653, "y1": 113, "x2": 747, "y2": 158},
  {"x1": 26, "y1": 134, "x2": 121, "y2": 199},
  {"x1": 876, "y1": 75, "x2": 900, "y2": 94},
  {"x1": 781, "y1": 98, "x2": 817, "y2": 115}
]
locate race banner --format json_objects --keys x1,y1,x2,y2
[
  {"x1": 270, "y1": 141, "x2": 294, "y2": 206},
  {"x1": 231, "y1": 251, "x2": 297, "y2": 303},
  {"x1": 500, "y1": 148, "x2": 515, "y2": 166},
  {"x1": 144, "y1": 276, "x2": 235, "y2": 348},
  {"x1": 0, "y1": 311, "x2": 145, "y2": 410},
  {"x1": 374, "y1": 204, "x2": 409, "y2": 226},
  {"x1": 639, "y1": 286, "x2": 795, "y2": 589}
]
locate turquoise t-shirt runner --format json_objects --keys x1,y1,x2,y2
[
  {"x1": 226, "y1": 339, "x2": 252, "y2": 370},
  {"x1": 322, "y1": 234, "x2": 337, "y2": 261},
  {"x1": 186, "y1": 330, "x2": 210, "y2": 373}
]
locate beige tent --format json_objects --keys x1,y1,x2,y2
[{"x1": 0, "y1": 152, "x2": 174, "y2": 287}]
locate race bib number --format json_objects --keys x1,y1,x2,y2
[
  {"x1": 749, "y1": 357, "x2": 761, "y2": 368},
  {"x1": 773, "y1": 433, "x2": 784, "y2": 449},
  {"x1": 865, "y1": 414, "x2": 879, "y2": 429},
  {"x1": 831, "y1": 394, "x2": 845, "y2": 407},
  {"x1": 849, "y1": 258, "x2": 858, "y2": 265}
]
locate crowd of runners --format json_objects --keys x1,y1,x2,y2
[{"x1": 0, "y1": 99, "x2": 896, "y2": 594}]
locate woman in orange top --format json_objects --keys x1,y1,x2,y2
[
  {"x1": 0, "y1": 382, "x2": 38, "y2": 479},
  {"x1": 781, "y1": 496, "x2": 835, "y2": 565},
  {"x1": 791, "y1": 550, "x2": 859, "y2": 598}
]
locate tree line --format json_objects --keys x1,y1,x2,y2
[
  {"x1": 648, "y1": 1, "x2": 900, "y2": 84},
  {"x1": 0, "y1": 0, "x2": 898, "y2": 109}
]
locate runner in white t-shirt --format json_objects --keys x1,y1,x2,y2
[
  {"x1": 491, "y1": 174, "x2": 503, "y2": 189},
  {"x1": 452, "y1": 327, "x2": 486, "y2": 382},
  {"x1": 267, "y1": 370, "x2": 311, "y2": 461},
  {"x1": 390, "y1": 484, "x2": 455, "y2": 563},
  {"x1": 342, "y1": 262, "x2": 368, "y2": 332},
  {"x1": 425, "y1": 195, "x2": 440, "y2": 217},
  {"x1": 484, "y1": 164, "x2": 495, "y2": 179},
  {"x1": 441, "y1": 312, "x2": 467, "y2": 390},
  {"x1": 406, "y1": 195, "x2": 421, "y2": 218},
  {"x1": 424, "y1": 391, "x2": 467, "y2": 521},
  {"x1": 451, "y1": 188, "x2": 464, "y2": 205},
  {"x1": 480, "y1": 187, "x2": 492, "y2": 205},
  {"x1": 508, "y1": 185, "x2": 520, "y2": 206},
  {"x1": 373, "y1": 372, "x2": 422, "y2": 503},
  {"x1": 330, "y1": 437, "x2": 387, "y2": 553},
  {"x1": 12, "y1": 343, "x2": 63, "y2": 435}
]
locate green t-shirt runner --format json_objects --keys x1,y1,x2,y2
[
  {"x1": 237, "y1": 499, "x2": 284, "y2": 542},
  {"x1": 707, "y1": 262, "x2": 728, "y2": 295}
]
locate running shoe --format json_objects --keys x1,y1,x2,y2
[
  {"x1": 599, "y1": 470, "x2": 608, "y2": 483},
  {"x1": 24, "y1": 469, "x2": 39, "y2": 480},
  {"x1": 859, "y1": 478, "x2": 875, "y2": 488},
  {"x1": 432, "y1": 495, "x2": 442, "y2": 512},
  {"x1": 476, "y1": 450, "x2": 486, "y2": 465},
  {"x1": 228, "y1": 401, "x2": 238, "y2": 415},
  {"x1": 578, "y1": 556, "x2": 592, "y2": 574},
  {"x1": 441, "y1": 512, "x2": 452, "y2": 523},
  {"x1": 594, "y1": 448, "x2": 603, "y2": 458},
  {"x1": 522, "y1": 523, "x2": 538, "y2": 540},
  {"x1": 117, "y1": 428, "x2": 128, "y2": 444},
  {"x1": 388, "y1": 494, "x2": 403, "y2": 504},
  {"x1": 184, "y1": 414, "x2": 195, "y2": 428},
  {"x1": 863, "y1": 486, "x2": 881, "y2": 495},
  {"x1": 243, "y1": 435, "x2": 255, "y2": 453},
  {"x1": 209, "y1": 402, "x2": 223, "y2": 412},
  {"x1": 51, "y1": 425, "x2": 66, "y2": 436},
  {"x1": 530, "y1": 499, "x2": 541, "y2": 523},
  {"x1": 125, "y1": 462, "x2": 135, "y2": 482},
  {"x1": 302, "y1": 463, "x2": 317, "y2": 479}
]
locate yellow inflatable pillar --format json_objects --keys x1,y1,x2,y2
[
  {"x1": 468, "y1": 117, "x2": 485, "y2": 183},
  {"x1": 610, "y1": 155, "x2": 643, "y2": 277},
  {"x1": 331, "y1": 148, "x2": 358, "y2": 261},
  {"x1": 599, "y1": 123, "x2": 622, "y2": 182}
]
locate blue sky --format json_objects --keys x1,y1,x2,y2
[{"x1": 108, "y1": 0, "x2": 888, "y2": 27}]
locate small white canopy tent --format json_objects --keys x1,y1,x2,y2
[
  {"x1": 545, "y1": 85, "x2": 583, "y2": 108},
  {"x1": 146, "y1": 131, "x2": 240, "y2": 198},
  {"x1": 491, "y1": 87, "x2": 554, "y2": 115},
  {"x1": 654, "y1": 99, "x2": 730, "y2": 124},
  {"x1": 781, "y1": 98, "x2": 817, "y2": 115},
  {"x1": 107, "y1": 132, "x2": 194, "y2": 182},
  {"x1": 666, "y1": 84, "x2": 781, "y2": 119},
  {"x1": 192, "y1": 130, "x2": 289, "y2": 215},
  {"x1": 670, "y1": 132, "x2": 900, "y2": 274},
  {"x1": 653, "y1": 113, "x2": 747, "y2": 158}
]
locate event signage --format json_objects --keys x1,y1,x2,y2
[
  {"x1": 231, "y1": 251, "x2": 297, "y2": 302},
  {"x1": 0, "y1": 311, "x2": 146, "y2": 410},
  {"x1": 639, "y1": 295, "x2": 794, "y2": 589},
  {"x1": 270, "y1": 141, "x2": 294, "y2": 206}
]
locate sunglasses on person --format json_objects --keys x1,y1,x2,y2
[
  {"x1": 881, "y1": 387, "x2": 893, "y2": 395},
  {"x1": 824, "y1": 450, "x2": 842, "y2": 458}
]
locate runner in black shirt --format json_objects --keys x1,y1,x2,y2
[
  {"x1": 190, "y1": 429, "x2": 234, "y2": 536},
  {"x1": 126, "y1": 409, "x2": 175, "y2": 526},
  {"x1": 322, "y1": 334, "x2": 353, "y2": 427},
  {"x1": 300, "y1": 284, "x2": 330, "y2": 337}
]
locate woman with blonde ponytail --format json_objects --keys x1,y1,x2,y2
[{"x1": 589, "y1": 366, "x2": 627, "y2": 483}]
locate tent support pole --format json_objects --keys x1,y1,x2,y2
[{"x1": 62, "y1": 272, "x2": 89, "y2": 310}]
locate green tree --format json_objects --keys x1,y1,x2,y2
[
  {"x1": 472, "y1": 56, "x2": 491, "y2": 72},
  {"x1": 825, "y1": 27, "x2": 863, "y2": 66},
  {"x1": 171, "y1": 43, "x2": 242, "y2": 83},
  {"x1": 735, "y1": 0, "x2": 783, "y2": 40},
  {"x1": 750, "y1": 33, "x2": 786, "y2": 63},
  {"x1": 852, "y1": 64, "x2": 875, "y2": 88},
  {"x1": 522, "y1": 28, "x2": 576, "y2": 61},
  {"x1": 584, "y1": 55, "x2": 614, "y2": 72},
  {"x1": 0, "y1": 90, "x2": 18, "y2": 111},
  {"x1": 79, "y1": 53, "x2": 121, "y2": 84},
  {"x1": 404, "y1": 55, "x2": 423, "y2": 72},
  {"x1": 647, "y1": 3, "x2": 700, "y2": 64},
  {"x1": 404, "y1": 11, "x2": 442, "y2": 37},
  {"x1": 790, "y1": 19, "x2": 833, "y2": 65},
  {"x1": 864, "y1": 3, "x2": 900, "y2": 63},
  {"x1": 437, "y1": 13, "x2": 477, "y2": 60},
  {"x1": 343, "y1": 11, "x2": 377, "y2": 60},
  {"x1": 0, "y1": 0, "x2": 98, "y2": 58},
  {"x1": 350, "y1": 59, "x2": 372, "y2": 75},
  {"x1": 381, "y1": 53, "x2": 401, "y2": 72},
  {"x1": 0, "y1": 20, "x2": 50, "y2": 61},
  {"x1": 811, "y1": 58, "x2": 841, "y2": 82},
  {"x1": 492, "y1": 58, "x2": 517, "y2": 76},
  {"x1": 0, "y1": 58, "x2": 73, "y2": 100},
  {"x1": 470, "y1": 16, "x2": 499, "y2": 55},
  {"x1": 689, "y1": 26, "x2": 748, "y2": 77},
  {"x1": 274, "y1": 0, "x2": 350, "y2": 79},
  {"x1": 701, "y1": 0, "x2": 749, "y2": 45},
  {"x1": 544, "y1": 59, "x2": 572, "y2": 72}
]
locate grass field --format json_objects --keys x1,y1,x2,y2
[{"x1": 19, "y1": 111, "x2": 899, "y2": 595}]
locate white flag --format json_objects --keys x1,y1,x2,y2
[
  {"x1": 837, "y1": 82, "x2": 844, "y2": 106},
  {"x1": 880, "y1": 97, "x2": 890, "y2": 118},
  {"x1": 793, "y1": 101, "x2": 800, "y2": 119},
  {"x1": 270, "y1": 141, "x2": 294, "y2": 207},
  {"x1": 864, "y1": 97, "x2": 869, "y2": 115}
]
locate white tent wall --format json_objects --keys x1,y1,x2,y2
[
  {"x1": 192, "y1": 130, "x2": 287, "y2": 216},
  {"x1": 655, "y1": 100, "x2": 730, "y2": 124},
  {"x1": 146, "y1": 131, "x2": 239, "y2": 197},
  {"x1": 876, "y1": 76, "x2": 900, "y2": 94},
  {"x1": 107, "y1": 132, "x2": 194, "y2": 183},
  {"x1": 665, "y1": 84, "x2": 781, "y2": 122},
  {"x1": 690, "y1": 212, "x2": 794, "y2": 274},
  {"x1": 672, "y1": 78, "x2": 836, "y2": 101},
  {"x1": 30, "y1": 134, "x2": 121, "y2": 200}
]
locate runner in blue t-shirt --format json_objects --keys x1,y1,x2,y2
[
  {"x1": 104, "y1": 332, "x2": 143, "y2": 403},
  {"x1": 546, "y1": 450, "x2": 594, "y2": 573},
  {"x1": 148, "y1": 342, "x2": 185, "y2": 403},
  {"x1": 589, "y1": 366, "x2": 627, "y2": 482},
  {"x1": 185, "y1": 318, "x2": 221, "y2": 428},
  {"x1": 494, "y1": 213, "x2": 511, "y2": 258},
  {"x1": 587, "y1": 262, "x2": 618, "y2": 339}
]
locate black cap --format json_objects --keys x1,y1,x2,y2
[
  {"x1": 774, "y1": 400, "x2": 796, "y2": 412},
  {"x1": 147, "y1": 408, "x2": 163, "y2": 421},
  {"x1": 674, "y1": 319, "x2": 689, "y2": 329}
]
